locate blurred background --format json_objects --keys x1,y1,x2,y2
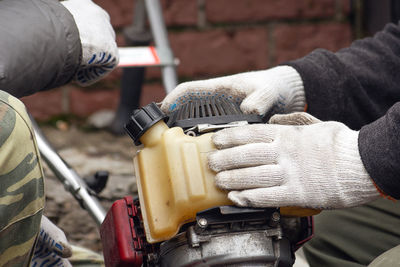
[
  {"x1": 22, "y1": 0, "x2": 396, "y2": 122},
  {"x1": 27, "y1": 0, "x2": 399, "y2": 254}
]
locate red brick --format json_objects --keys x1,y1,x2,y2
[
  {"x1": 70, "y1": 88, "x2": 120, "y2": 117},
  {"x1": 206, "y1": 0, "x2": 336, "y2": 23},
  {"x1": 340, "y1": 0, "x2": 351, "y2": 16},
  {"x1": 274, "y1": 23, "x2": 352, "y2": 64},
  {"x1": 21, "y1": 88, "x2": 64, "y2": 121},
  {"x1": 102, "y1": 68, "x2": 123, "y2": 84},
  {"x1": 161, "y1": 0, "x2": 198, "y2": 26},
  {"x1": 146, "y1": 67, "x2": 162, "y2": 80},
  {"x1": 116, "y1": 32, "x2": 126, "y2": 47},
  {"x1": 94, "y1": 0, "x2": 197, "y2": 29},
  {"x1": 139, "y1": 83, "x2": 166, "y2": 107},
  {"x1": 24, "y1": 81, "x2": 165, "y2": 120},
  {"x1": 169, "y1": 28, "x2": 269, "y2": 78},
  {"x1": 94, "y1": 0, "x2": 135, "y2": 29}
]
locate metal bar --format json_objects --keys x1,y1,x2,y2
[
  {"x1": 31, "y1": 118, "x2": 106, "y2": 226},
  {"x1": 144, "y1": 0, "x2": 178, "y2": 94}
]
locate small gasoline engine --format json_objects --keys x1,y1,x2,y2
[{"x1": 100, "y1": 98, "x2": 314, "y2": 267}]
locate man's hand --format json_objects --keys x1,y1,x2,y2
[
  {"x1": 62, "y1": 0, "x2": 118, "y2": 86},
  {"x1": 161, "y1": 66, "x2": 306, "y2": 115},
  {"x1": 208, "y1": 113, "x2": 380, "y2": 209},
  {"x1": 31, "y1": 216, "x2": 72, "y2": 267}
]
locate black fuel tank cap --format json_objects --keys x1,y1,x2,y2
[{"x1": 124, "y1": 102, "x2": 166, "y2": 145}]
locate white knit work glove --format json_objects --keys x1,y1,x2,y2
[
  {"x1": 62, "y1": 0, "x2": 119, "y2": 86},
  {"x1": 208, "y1": 112, "x2": 380, "y2": 209},
  {"x1": 161, "y1": 66, "x2": 305, "y2": 115},
  {"x1": 31, "y1": 216, "x2": 72, "y2": 267}
]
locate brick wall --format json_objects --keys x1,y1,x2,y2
[{"x1": 23, "y1": 0, "x2": 354, "y2": 120}]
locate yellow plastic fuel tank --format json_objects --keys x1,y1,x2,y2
[
  {"x1": 134, "y1": 120, "x2": 232, "y2": 243},
  {"x1": 128, "y1": 103, "x2": 319, "y2": 244}
]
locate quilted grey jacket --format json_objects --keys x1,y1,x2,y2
[{"x1": 0, "y1": 0, "x2": 81, "y2": 97}]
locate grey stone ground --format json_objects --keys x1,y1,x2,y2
[{"x1": 41, "y1": 124, "x2": 138, "y2": 252}]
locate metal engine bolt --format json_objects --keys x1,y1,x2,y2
[
  {"x1": 269, "y1": 212, "x2": 280, "y2": 227},
  {"x1": 186, "y1": 130, "x2": 197, "y2": 137},
  {"x1": 197, "y1": 218, "x2": 208, "y2": 229},
  {"x1": 272, "y1": 212, "x2": 280, "y2": 221}
]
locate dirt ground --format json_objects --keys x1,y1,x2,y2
[{"x1": 41, "y1": 123, "x2": 138, "y2": 253}]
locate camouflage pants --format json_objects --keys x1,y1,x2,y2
[{"x1": 0, "y1": 91, "x2": 45, "y2": 266}]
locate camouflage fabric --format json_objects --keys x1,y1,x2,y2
[{"x1": 0, "y1": 91, "x2": 45, "y2": 266}]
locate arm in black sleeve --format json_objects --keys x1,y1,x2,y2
[
  {"x1": 359, "y1": 103, "x2": 400, "y2": 199},
  {"x1": 287, "y1": 22, "x2": 400, "y2": 130},
  {"x1": 0, "y1": 0, "x2": 81, "y2": 98},
  {"x1": 286, "y1": 22, "x2": 400, "y2": 198}
]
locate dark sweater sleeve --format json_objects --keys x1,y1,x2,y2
[
  {"x1": 287, "y1": 22, "x2": 400, "y2": 129},
  {"x1": 286, "y1": 22, "x2": 400, "y2": 198},
  {"x1": 359, "y1": 103, "x2": 400, "y2": 199},
  {"x1": 0, "y1": 0, "x2": 82, "y2": 98}
]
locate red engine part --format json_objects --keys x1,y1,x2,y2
[
  {"x1": 100, "y1": 196, "x2": 314, "y2": 267},
  {"x1": 100, "y1": 196, "x2": 148, "y2": 267}
]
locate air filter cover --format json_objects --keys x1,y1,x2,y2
[{"x1": 167, "y1": 98, "x2": 263, "y2": 129}]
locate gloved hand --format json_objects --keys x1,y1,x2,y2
[
  {"x1": 161, "y1": 66, "x2": 306, "y2": 115},
  {"x1": 61, "y1": 0, "x2": 119, "y2": 86},
  {"x1": 31, "y1": 216, "x2": 72, "y2": 267},
  {"x1": 208, "y1": 112, "x2": 380, "y2": 209}
]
